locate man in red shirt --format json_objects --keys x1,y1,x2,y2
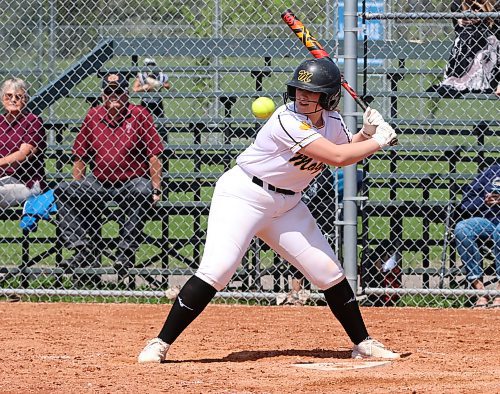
[{"x1": 56, "y1": 74, "x2": 164, "y2": 269}]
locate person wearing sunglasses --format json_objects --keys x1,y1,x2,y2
[
  {"x1": 55, "y1": 74, "x2": 164, "y2": 270},
  {"x1": 0, "y1": 78, "x2": 45, "y2": 209}
]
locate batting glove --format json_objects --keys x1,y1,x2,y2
[
  {"x1": 361, "y1": 107, "x2": 385, "y2": 138},
  {"x1": 372, "y1": 122, "x2": 398, "y2": 148}
]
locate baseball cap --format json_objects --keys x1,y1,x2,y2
[
  {"x1": 492, "y1": 176, "x2": 500, "y2": 193},
  {"x1": 101, "y1": 73, "x2": 129, "y2": 92},
  {"x1": 144, "y1": 57, "x2": 156, "y2": 66}
]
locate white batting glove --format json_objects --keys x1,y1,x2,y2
[
  {"x1": 371, "y1": 122, "x2": 398, "y2": 148},
  {"x1": 361, "y1": 107, "x2": 385, "y2": 138}
]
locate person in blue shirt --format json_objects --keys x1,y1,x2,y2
[{"x1": 454, "y1": 164, "x2": 500, "y2": 308}]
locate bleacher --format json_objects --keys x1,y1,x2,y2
[
  {"x1": 0, "y1": 37, "x2": 309, "y2": 292},
  {"x1": 359, "y1": 39, "x2": 499, "y2": 291},
  {"x1": 1, "y1": 36, "x2": 498, "y2": 296}
]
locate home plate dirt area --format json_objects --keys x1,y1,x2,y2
[{"x1": 0, "y1": 303, "x2": 498, "y2": 393}]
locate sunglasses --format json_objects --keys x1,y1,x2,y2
[
  {"x1": 3, "y1": 93, "x2": 25, "y2": 101},
  {"x1": 103, "y1": 88, "x2": 127, "y2": 96}
]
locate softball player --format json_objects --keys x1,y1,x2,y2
[{"x1": 138, "y1": 58, "x2": 400, "y2": 363}]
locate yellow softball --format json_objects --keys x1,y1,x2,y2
[{"x1": 251, "y1": 97, "x2": 276, "y2": 119}]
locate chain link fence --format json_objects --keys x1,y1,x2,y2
[{"x1": 0, "y1": 0, "x2": 498, "y2": 307}]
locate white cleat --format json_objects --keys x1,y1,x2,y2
[
  {"x1": 138, "y1": 338, "x2": 170, "y2": 363},
  {"x1": 352, "y1": 338, "x2": 400, "y2": 359}
]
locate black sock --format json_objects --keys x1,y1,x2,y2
[
  {"x1": 158, "y1": 275, "x2": 217, "y2": 345},
  {"x1": 322, "y1": 278, "x2": 369, "y2": 345}
]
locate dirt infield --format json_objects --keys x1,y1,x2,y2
[{"x1": 0, "y1": 303, "x2": 498, "y2": 393}]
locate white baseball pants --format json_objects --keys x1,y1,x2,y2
[{"x1": 195, "y1": 165, "x2": 345, "y2": 291}]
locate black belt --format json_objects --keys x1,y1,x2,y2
[{"x1": 252, "y1": 176, "x2": 296, "y2": 196}]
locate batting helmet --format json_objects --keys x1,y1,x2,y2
[{"x1": 285, "y1": 58, "x2": 341, "y2": 111}]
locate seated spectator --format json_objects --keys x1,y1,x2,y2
[
  {"x1": 0, "y1": 78, "x2": 45, "y2": 209},
  {"x1": 132, "y1": 57, "x2": 171, "y2": 118},
  {"x1": 454, "y1": 164, "x2": 500, "y2": 308},
  {"x1": 428, "y1": 0, "x2": 500, "y2": 97},
  {"x1": 56, "y1": 73, "x2": 164, "y2": 270}
]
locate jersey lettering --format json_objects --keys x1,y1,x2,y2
[{"x1": 289, "y1": 153, "x2": 325, "y2": 174}]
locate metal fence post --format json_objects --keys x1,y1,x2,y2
[{"x1": 342, "y1": 0, "x2": 360, "y2": 294}]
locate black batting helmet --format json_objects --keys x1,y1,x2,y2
[{"x1": 285, "y1": 58, "x2": 341, "y2": 111}]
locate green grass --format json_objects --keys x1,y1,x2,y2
[{"x1": 396, "y1": 294, "x2": 472, "y2": 308}]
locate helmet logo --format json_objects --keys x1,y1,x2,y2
[{"x1": 297, "y1": 70, "x2": 313, "y2": 83}]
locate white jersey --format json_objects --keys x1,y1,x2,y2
[{"x1": 237, "y1": 103, "x2": 353, "y2": 192}]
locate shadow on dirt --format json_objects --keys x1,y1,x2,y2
[{"x1": 167, "y1": 348, "x2": 352, "y2": 363}]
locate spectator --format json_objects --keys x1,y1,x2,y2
[
  {"x1": 132, "y1": 57, "x2": 171, "y2": 118},
  {"x1": 0, "y1": 78, "x2": 45, "y2": 209},
  {"x1": 428, "y1": 0, "x2": 500, "y2": 97},
  {"x1": 454, "y1": 164, "x2": 500, "y2": 308},
  {"x1": 56, "y1": 73, "x2": 164, "y2": 270}
]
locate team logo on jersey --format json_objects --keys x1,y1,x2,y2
[
  {"x1": 299, "y1": 121, "x2": 312, "y2": 131},
  {"x1": 297, "y1": 70, "x2": 313, "y2": 83}
]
